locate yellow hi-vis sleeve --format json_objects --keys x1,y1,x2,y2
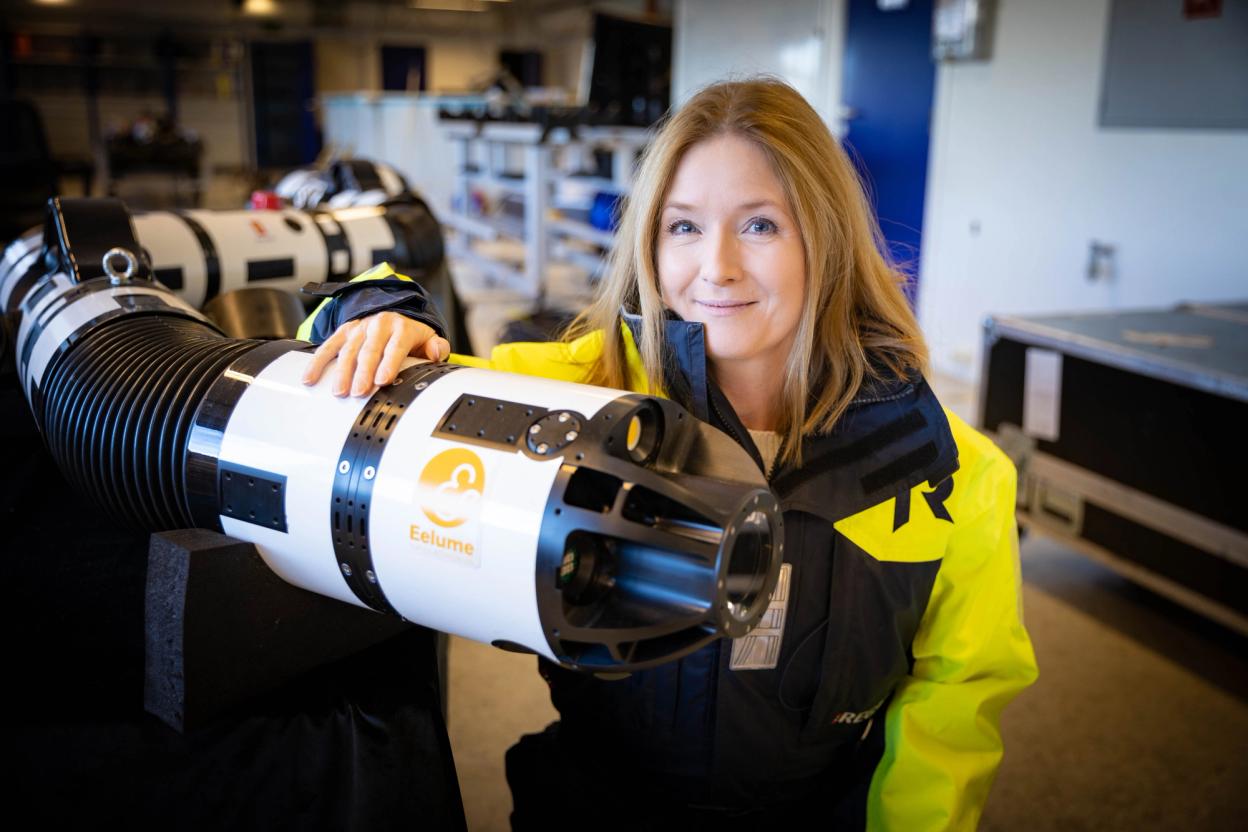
[
  {"x1": 866, "y1": 425, "x2": 1038, "y2": 831},
  {"x1": 296, "y1": 263, "x2": 654, "y2": 393},
  {"x1": 446, "y1": 325, "x2": 651, "y2": 396}
]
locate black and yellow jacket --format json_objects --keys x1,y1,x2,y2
[{"x1": 301, "y1": 265, "x2": 1039, "y2": 830}]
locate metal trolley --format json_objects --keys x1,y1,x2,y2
[{"x1": 978, "y1": 303, "x2": 1248, "y2": 635}]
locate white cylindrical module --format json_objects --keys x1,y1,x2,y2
[
  {"x1": 2, "y1": 201, "x2": 441, "y2": 318},
  {"x1": 0, "y1": 229, "x2": 41, "y2": 313},
  {"x1": 212, "y1": 353, "x2": 624, "y2": 660},
  {"x1": 192, "y1": 348, "x2": 782, "y2": 670},
  {"x1": 16, "y1": 272, "x2": 209, "y2": 401},
  {"x1": 274, "y1": 158, "x2": 412, "y2": 210},
  {"x1": 10, "y1": 198, "x2": 784, "y2": 673},
  {"x1": 137, "y1": 206, "x2": 396, "y2": 308}
]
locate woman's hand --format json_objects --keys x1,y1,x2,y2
[{"x1": 301, "y1": 311, "x2": 450, "y2": 397}]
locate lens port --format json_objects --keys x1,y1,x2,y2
[{"x1": 621, "y1": 403, "x2": 662, "y2": 465}]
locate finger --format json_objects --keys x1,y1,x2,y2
[
  {"x1": 352, "y1": 328, "x2": 389, "y2": 397},
  {"x1": 302, "y1": 326, "x2": 349, "y2": 384},
  {"x1": 333, "y1": 325, "x2": 367, "y2": 397},
  {"x1": 375, "y1": 329, "x2": 416, "y2": 386},
  {"x1": 423, "y1": 336, "x2": 451, "y2": 362},
  {"x1": 350, "y1": 314, "x2": 396, "y2": 395}
]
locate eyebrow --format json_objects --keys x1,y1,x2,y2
[{"x1": 663, "y1": 199, "x2": 784, "y2": 213}]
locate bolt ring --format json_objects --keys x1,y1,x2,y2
[{"x1": 102, "y1": 247, "x2": 138, "y2": 283}]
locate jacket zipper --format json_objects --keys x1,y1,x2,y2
[
  {"x1": 707, "y1": 393, "x2": 772, "y2": 481},
  {"x1": 706, "y1": 389, "x2": 766, "y2": 764}
]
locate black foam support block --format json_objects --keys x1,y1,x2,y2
[{"x1": 145, "y1": 528, "x2": 408, "y2": 733}]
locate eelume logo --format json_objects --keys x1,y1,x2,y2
[{"x1": 417, "y1": 448, "x2": 485, "y2": 529}]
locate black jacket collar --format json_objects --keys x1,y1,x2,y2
[
  {"x1": 621, "y1": 308, "x2": 710, "y2": 422},
  {"x1": 621, "y1": 309, "x2": 959, "y2": 524}
]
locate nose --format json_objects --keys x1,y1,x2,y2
[{"x1": 701, "y1": 226, "x2": 741, "y2": 285}]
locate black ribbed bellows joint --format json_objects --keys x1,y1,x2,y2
[{"x1": 37, "y1": 314, "x2": 262, "y2": 530}]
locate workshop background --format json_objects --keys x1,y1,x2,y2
[{"x1": 3, "y1": 1, "x2": 1245, "y2": 830}]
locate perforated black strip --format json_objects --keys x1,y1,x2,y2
[{"x1": 330, "y1": 362, "x2": 463, "y2": 613}]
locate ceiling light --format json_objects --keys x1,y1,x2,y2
[{"x1": 242, "y1": 0, "x2": 279, "y2": 16}]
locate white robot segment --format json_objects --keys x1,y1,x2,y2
[
  {"x1": 273, "y1": 158, "x2": 413, "y2": 209},
  {"x1": 8, "y1": 197, "x2": 783, "y2": 673},
  {"x1": 2, "y1": 199, "x2": 442, "y2": 319}
]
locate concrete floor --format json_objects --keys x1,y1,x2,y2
[
  {"x1": 984, "y1": 539, "x2": 1247, "y2": 831},
  {"x1": 446, "y1": 638, "x2": 556, "y2": 832},
  {"x1": 444, "y1": 373, "x2": 1248, "y2": 831}
]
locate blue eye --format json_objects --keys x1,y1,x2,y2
[
  {"x1": 747, "y1": 217, "x2": 777, "y2": 234},
  {"x1": 667, "y1": 219, "x2": 697, "y2": 235}
]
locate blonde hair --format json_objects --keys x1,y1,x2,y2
[{"x1": 567, "y1": 77, "x2": 928, "y2": 465}]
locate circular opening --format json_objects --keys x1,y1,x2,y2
[
  {"x1": 723, "y1": 510, "x2": 772, "y2": 623},
  {"x1": 622, "y1": 404, "x2": 662, "y2": 464},
  {"x1": 559, "y1": 532, "x2": 616, "y2": 608}
]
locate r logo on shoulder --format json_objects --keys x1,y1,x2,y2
[{"x1": 893, "y1": 476, "x2": 954, "y2": 531}]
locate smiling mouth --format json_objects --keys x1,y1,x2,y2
[{"x1": 696, "y1": 300, "x2": 755, "y2": 309}]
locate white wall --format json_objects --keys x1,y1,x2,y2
[
  {"x1": 427, "y1": 40, "x2": 499, "y2": 93},
  {"x1": 673, "y1": 0, "x2": 846, "y2": 132},
  {"x1": 317, "y1": 38, "x2": 383, "y2": 94},
  {"x1": 316, "y1": 37, "x2": 501, "y2": 96},
  {"x1": 322, "y1": 95, "x2": 461, "y2": 218},
  {"x1": 917, "y1": 0, "x2": 1248, "y2": 381}
]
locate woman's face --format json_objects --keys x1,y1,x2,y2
[{"x1": 657, "y1": 132, "x2": 806, "y2": 375}]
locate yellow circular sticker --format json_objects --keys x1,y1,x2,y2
[{"x1": 417, "y1": 448, "x2": 485, "y2": 528}]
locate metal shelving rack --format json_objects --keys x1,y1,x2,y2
[{"x1": 439, "y1": 118, "x2": 649, "y2": 302}]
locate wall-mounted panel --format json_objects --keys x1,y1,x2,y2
[{"x1": 1100, "y1": 0, "x2": 1248, "y2": 129}]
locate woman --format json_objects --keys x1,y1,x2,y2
[{"x1": 300, "y1": 79, "x2": 1037, "y2": 830}]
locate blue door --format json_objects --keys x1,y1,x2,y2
[
  {"x1": 381, "y1": 46, "x2": 427, "y2": 93},
  {"x1": 841, "y1": 0, "x2": 936, "y2": 298},
  {"x1": 251, "y1": 41, "x2": 321, "y2": 169}
]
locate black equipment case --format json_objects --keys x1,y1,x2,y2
[{"x1": 978, "y1": 302, "x2": 1247, "y2": 635}]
